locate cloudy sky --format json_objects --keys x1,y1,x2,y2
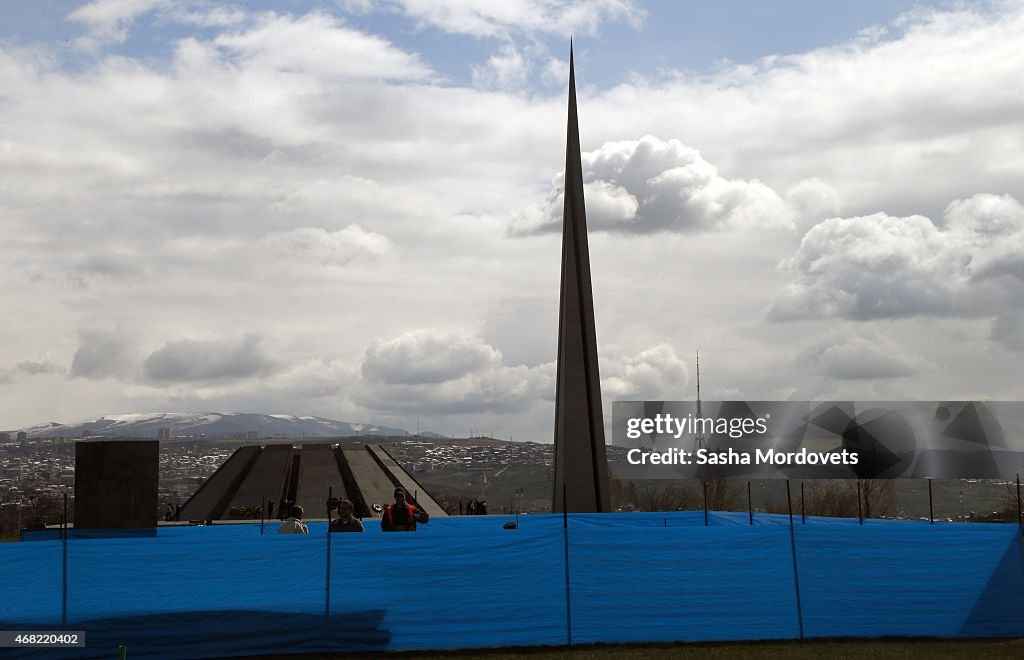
[{"x1": 2, "y1": 0, "x2": 1024, "y2": 440}]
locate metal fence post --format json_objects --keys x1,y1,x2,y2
[
  {"x1": 325, "y1": 487, "x2": 332, "y2": 619},
  {"x1": 857, "y1": 480, "x2": 863, "y2": 525},
  {"x1": 703, "y1": 481, "x2": 708, "y2": 527},
  {"x1": 747, "y1": 481, "x2": 753, "y2": 525},
  {"x1": 786, "y1": 480, "x2": 793, "y2": 527},
  {"x1": 562, "y1": 482, "x2": 572, "y2": 646},
  {"x1": 786, "y1": 479, "x2": 804, "y2": 640},
  {"x1": 928, "y1": 478, "x2": 934, "y2": 525},
  {"x1": 800, "y1": 482, "x2": 806, "y2": 525},
  {"x1": 62, "y1": 492, "x2": 68, "y2": 628}
]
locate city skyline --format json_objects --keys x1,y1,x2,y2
[{"x1": 2, "y1": 1, "x2": 1024, "y2": 441}]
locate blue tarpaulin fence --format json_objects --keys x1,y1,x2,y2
[{"x1": 2, "y1": 512, "x2": 1023, "y2": 659}]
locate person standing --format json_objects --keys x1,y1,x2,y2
[
  {"x1": 278, "y1": 505, "x2": 309, "y2": 534},
  {"x1": 381, "y1": 487, "x2": 428, "y2": 531},
  {"x1": 329, "y1": 499, "x2": 364, "y2": 533}
]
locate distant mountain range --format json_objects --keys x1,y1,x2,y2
[{"x1": 14, "y1": 412, "x2": 445, "y2": 440}]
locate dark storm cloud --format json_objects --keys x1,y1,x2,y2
[
  {"x1": 15, "y1": 360, "x2": 63, "y2": 376},
  {"x1": 991, "y1": 312, "x2": 1024, "y2": 352},
  {"x1": 74, "y1": 255, "x2": 143, "y2": 279},
  {"x1": 0, "y1": 359, "x2": 63, "y2": 384},
  {"x1": 143, "y1": 334, "x2": 279, "y2": 382},
  {"x1": 70, "y1": 329, "x2": 137, "y2": 380}
]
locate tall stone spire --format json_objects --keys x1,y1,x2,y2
[{"x1": 552, "y1": 44, "x2": 610, "y2": 513}]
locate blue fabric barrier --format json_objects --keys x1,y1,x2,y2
[
  {"x1": 569, "y1": 525, "x2": 801, "y2": 644},
  {"x1": 0, "y1": 542, "x2": 63, "y2": 628},
  {"x1": 1, "y1": 513, "x2": 1022, "y2": 659},
  {"x1": 795, "y1": 523, "x2": 1024, "y2": 639},
  {"x1": 326, "y1": 524, "x2": 566, "y2": 651}
]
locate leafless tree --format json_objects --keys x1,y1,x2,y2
[
  {"x1": 804, "y1": 480, "x2": 896, "y2": 519},
  {"x1": 703, "y1": 479, "x2": 741, "y2": 512},
  {"x1": 635, "y1": 483, "x2": 698, "y2": 512},
  {"x1": 859, "y1": 479, "x2": 897, "y2": 519},
  {"x1": 999, "y1": 479, "x2": 1021, "y2": 519}
]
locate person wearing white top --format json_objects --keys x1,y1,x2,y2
[{"x1": 278, "y1": 505, "x2": 309, "y2": 534}]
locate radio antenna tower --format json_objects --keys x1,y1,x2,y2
[{"x1": 693, "y1": 349, "x2": 707, "y2": 452}]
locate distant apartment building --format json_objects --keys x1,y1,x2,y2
[
  {"x1": 16, "y1": 431, "x2": 27, "y2": 442},
  {"x1": 156, "y1": 428, "x2": 171, "y2": 441},
  {"x1": 0, "y1": 432, "x2": 9, "y2": 441}
]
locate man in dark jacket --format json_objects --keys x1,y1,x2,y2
[
  {"x1": 381, "y1": 487, "x2": 429, "y2": 531},
  {"x1": 329, "y1": 499, "x2": 364, "y2": 533}
]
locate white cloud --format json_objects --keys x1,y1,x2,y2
[
  {"x1": 260, "y1": 225, "x2": 392, "y2": 265},
  {"x1": 601, "y1": 344, "x2": 689, "y2": 400},
  {"x1": 770, "y1": 212, "x2": 953, "y2": 320},
  {"x1": 355, "y1": 330, "x2": 550, "y2": 415},
  {"x1": 67, "y1": 0, "x2": 246, "y2": 50},
  {"x1": 68, "y1": 0, "x2": 165, "y2": 47},
  {"x1": 388, "y1": 0, "x2": 643, "y2": 39},
  {"x1": 541, "y1": 56, "x2": 568, "y2": 86},
  {"x1": 357, "y1": 331, "x2": 690, "y2": 420},
  {"x1": 513, "y1": 135, "x2": 793, "y2": 234},
  {"x1": 337, "y1": 0, "x2": 376, "y2": 16},
  {"x1": 472, "y1": 43, "x2": 529, "y2": 89},
  {"x1": 362, "y1": 330, "x2": 503, "y2": 385},
  {"x1": 785, "y1": 178, "x2": 842, "y2": 231},
  {"x1": 213, "y1": 11, "x2": 433, "y2": 82},
  {"x1": 948, "y1": 194, "x2": 1024, "y2": 281},
  {"x1": 801, "y1": 329, "x2": 935, "y2": 380},
  {"x1": 5, "y1": 3, "x2": 1024, "y2": 431},
  {"x1": 578, "y1": 5, "x2": 1024, "y2": 222},
  {"x1": 120, "y1": 357, "x2": 363, "y2": 419},
  {"x1": 163, "y1": 4, "x2": 246, "y2": 28},
  {"x1": 770, "y1": 194, "x2": 1024, "y2": 321}
]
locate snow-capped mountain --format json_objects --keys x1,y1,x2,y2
[{"x1": 15, "y1": 412, "x2": 442, "y2": 440}]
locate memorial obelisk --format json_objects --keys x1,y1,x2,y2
[{"x1": 552, "y1": 45, "x2": 611, "y2": 513}]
